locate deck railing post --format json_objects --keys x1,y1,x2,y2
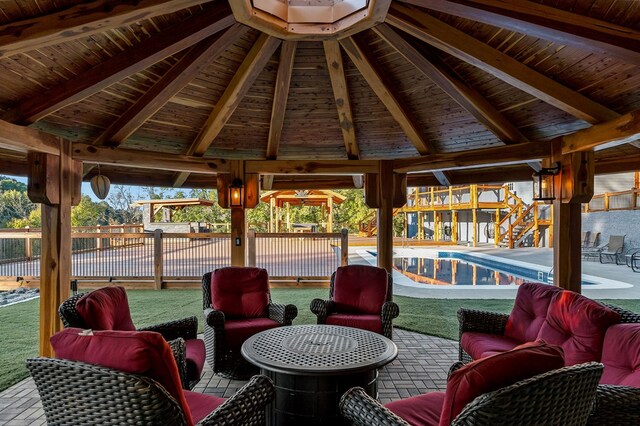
[
  {"x1": 153, "y1": 229, "x2": 163, "y2": 290},
  {"x1": 247, "y1": 229, "x2": 256, "y2": 267},
  {"x1": 341, "y1": 228, "x2": 348, "y2": 266},
  {"x1": 25, "y1": 226, "x2": 32, "y2": 261}
]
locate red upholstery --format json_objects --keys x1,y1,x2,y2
[
  {"x1": 332, "y1": 265, "x2": 388, "y2": 314},
  {"x1": 460, "y1": 331, "x2": 521, "y2": 360},
  {"x1": 224, "y1": 318, "x2": 280, "y2": 349},
  {"x1": 211, "y1": 267, "x2": 270, "y2": 319},
  {"x1": 385, "y1": 391, "x2": 445, "y2": 426},
  {"x1": 75, "y1": 286, "x2": 136, "y2": 331},
  {"x1": 325, "y1": 314, "x2": 383, "y2": 334},
  {"x1": 185, "y1": 339, "x2": 206, "y2": 379},
  {"x1": 537, "y1": 291, "x2": 620, "y2": 365},
  {"x1": 184, "y1": 390, "x2": 225, "y2": 424},
  {"x1": 439, "y1": 341, "x2": 564, "y2": 426},
  {"x1": 505, "y1": 283, "x2": 561, "y2": 342},
  {"x1": 600, "y1": 324, "x2": 640, "y2": 387},
  {"x1": 51, "y1": 328, "x2": 194, "y2": 425}
]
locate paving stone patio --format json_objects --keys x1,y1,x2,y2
[{"x1": 0, "y1": 329, "x2": 457, "y2": 425}]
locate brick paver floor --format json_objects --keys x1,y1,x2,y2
[{"x1": 0, "y1": 329, "x2": 457, "y2": 425}]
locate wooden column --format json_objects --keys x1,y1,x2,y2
[
  {"x1": 153, "y1": 229, "x2": 163, "y2": 290},
  {"x1": 472, "y1": 208, "x2": 478, "y2": 247},
  {"x1": 327, "y1": 196, "x2": 333, "y2": 233},
  {"x1": 377, "y1": 161, "x2": 395, "y2": 273},
  {"x1": 230, "y1": 161, "x2": 246, "y2": 266},
  {"x1": 28, "y1": 139, "x2": 80, "y2": 357}
]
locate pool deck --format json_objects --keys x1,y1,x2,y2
[{"x1": 351, "y1": 245, "x2": 640, "y2": 299}]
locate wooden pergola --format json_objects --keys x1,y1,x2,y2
[
  {"x1": 260, "y1": 190, "x2": 346, "y2": 232},
  {"x1": 0, "y1": 0, "x2": 640, "y2": 355}
]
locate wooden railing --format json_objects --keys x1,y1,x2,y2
[
  {"x1": 0, "y1": 227, "x2": 348, "y2": 289},
  {"x1": 584, "y1": 189, "x2": 639, "y2": 212},
  {"x1": 403, "y1": 184, "x2": 519, "y2": 211}
]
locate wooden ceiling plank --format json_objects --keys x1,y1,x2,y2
[
  {"x1": 324, "y1": 40, "x2": 360, "y2": 160},
  {"x1": 266, "y1": 41, "x2": 297, "y2": 160},
  {"x1": 400, "y1": 0, "x2": 640, "y2": 66},
  {"x1": 2, "y1": 4, "x2": 234, "y2": 124},
  {"x1": 187, "y1": 33, "x2": 281, "y2": 157},
  {"x1": 95, "y1": 24, "x2": 248, "y2": 147},
  {"x1": 374, "y1": 24, "x2": 527, "y2": 145},
  {"x1": 0, "y1": 0, "x2": 214, "y2": 58},
  {"x1": 339, "y1": 36, "x2": 432, "y2": 155},
  {"x1": 560, "y1": 110, "x2": 640, "y2": 154},
  {"x1": 388, "y1": 3, "x2": 619, "y2": 124}
]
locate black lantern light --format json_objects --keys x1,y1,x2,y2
[
  {"x1": 228, "y1": 178, "x2": 244, "y2": 208},
  {"x1": 532, "y1": 162, "x2": 561, "y2": 202}
]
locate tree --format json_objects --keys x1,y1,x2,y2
[
  {"x1": 0, "y1": 176, "x2": 27, "y2": 192},
  {"x1": 107, "y1": 185, "x2": 141, "y2": 224},
  {"x1": 0, "y1": 189, "x2": 36, "y2": 227},
  {"x1": 71, "y1": 195, "x2": 110, "y2": 226},
  {"x1": 333, "y1": 189, "x2": 374, "y2": 233}
]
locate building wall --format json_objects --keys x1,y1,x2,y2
[{"x1": 582, "y1": 210, "x2": 640, "y2": 249}]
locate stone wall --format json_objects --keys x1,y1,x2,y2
[{"x1": 582, "y1": 210, "x2": 640, "y2": 248}]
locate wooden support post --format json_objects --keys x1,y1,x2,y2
[
  {"x1": 25, "y1": 227, "x2": 33, "y2": 260},
  {"x1": 377, "y1": 161, "x2": 395, "y2": 273},
  {"x1": 230, "y1": 160, "x2": 246, "y2": 267},
  {"x1": 269, "y1": 198, "x2": 275, "y2": 232},
  {"x1": 153, "y1": 229, "x2": 163, "y2": 290},
  {"x1": 452, "y1": 211, "x2": 458, "y2": 242},
  {"x1": 434, "y1": 212, "x2": 441, "y2": 242},
  {"x1": 28, "y1": 139, "x2": 80, "y2": 357},
  {"x1": 418, "y1": 211, "x2": 424, "y2": 240},
  {"x1": 472, "y1": 208, "x2": 478, "y2": 247},
  {"x1": 327, "y1": 196, "x2": 333, "y2": 232},
  {"x1": 286, "y1": 202, "x2": 291, "y2": 232},
  {"x1": 494, "y1": 208, "x2": 500, "y2": 248},
  {"x1": 247, "y1": 229, "x2": 256, "y2": 267},
  {"x1": 341, "y1": 228, "x2": 348, "y2": 266}
]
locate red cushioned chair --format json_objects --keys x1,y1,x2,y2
[
  {"x1": 310, "y1": 265, "x2": 399, "y2": 339},
  {"x1": 28, "y1": 328, "x2": 273, "y2": 426},
  {"x1": 58, "y1": 286, "x2": 205, "y2": 389},
  {"x1": 341, "y1": 341, "x2": 603, "y2": 426},
  {"x1": 202, "y1": 267, "x2": 298, "y2": 379}
]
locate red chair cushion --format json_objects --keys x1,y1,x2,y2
[
  {"x1": 600, "y1": 324, "x2": 640, "y2": 387},
  {"x1": 51, "y1": 328, "x2": 194, "y2": 426},
  {"x1": 505, "y1": 282, "x2": 561, "y2": 342},
  {"x1": 537, "y1": 291, "x2": 620, "y2": 365},
  {"x1": 325, "y1": 313, "x2": 383, "y2": 334},
  {"x1": 460, "y1": 332, "x2": 521, "y2": 360},
  {"x1": 211, "y1": 267, "x2": 270, "y2": 319},
  {"x1": 75, "y1": 286, "x2": 136, "y2": 331},
  {"x1": 185, "y1": 338, "x2": 206, "y2": 380},
  {"x1": 224, "y1": 318, "x2": 281, "y2": 349},
  {"x1": 385, "y1": 391, "x2": 445, "y2": 426},
  {"x1": 332, "y1": 265, "x2": 388, "y2": 314},
  {"x1": 439, "y1": 341, "x2": 565, "y2": 426},
  {"x1": 184, "y1": 390, "x2": 225, "y2": 424}
]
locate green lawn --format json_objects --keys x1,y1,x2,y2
[{"x1": 2, "y1": 289, "x2": 639, "y2": 392}]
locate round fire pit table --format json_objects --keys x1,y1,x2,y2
[{"x1": 241, "y1": 324, "x2": 397, "y2": 426}]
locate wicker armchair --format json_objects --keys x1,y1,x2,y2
[
  {"x1": 58, "y1": 286, "x2": 204, "y2": 390},
  {"x1": 203, "y1": 267, "x2": 298, "y2": 379},
  {"x1": 27, "y1": 358, "x2": 274, "y2": 426},
  {"x1": 310, "y1": 265, "x2": 399, "y2": 339},
  {"x1": 340, "y1": 363, "x2": 603, "y2": 426}
]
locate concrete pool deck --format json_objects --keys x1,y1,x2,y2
[{"x1": 350, "y1": 245, "x2": 640, "y2": 299}]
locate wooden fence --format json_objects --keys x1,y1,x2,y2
[{"x1": 584, "y1": 188, "x2": 639, "y2": 212}]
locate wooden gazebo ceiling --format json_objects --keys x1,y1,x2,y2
[{"x1": 0, "y1": 0, "x2": 639, "y2": 189}]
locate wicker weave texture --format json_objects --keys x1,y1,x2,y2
[{"x1": 587, "y1": 383, "x2": 640, "y2": 425}]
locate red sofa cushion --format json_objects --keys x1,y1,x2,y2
[
  {"x1": 537, "y1": 291, "x2": 620, "y2": 365},
  {"x1": 51, "y1": 328, "x2": 194, "y2": 425},
  {"x1": 385, "y1": 391, "x2": 445, "y2": 426},
  {"x1": 185, "y1": 338, "x2": 206, "y2": 379},
  {"x1": 211, "y1": 267, "x2": 270, "y2": 319},
  {"x1": 600, "y1": 324, "x2": 640, "y2": 387},
  {"x1": 75, "y1": 286, "x2": 136, "y2": 331},
  {"x1": 184, "y1": 390, "x2": 225, "y2": 424},
  {"x1": 224, "y1": 318, "x2": 280, "y2": 349},
  {"x1": 332, "y1": 265, "x2": 388, "y2": 314},
  {"x1": 325, "y1": 313, "x2": 383, "y2": 334},
  {"x1": 439, "y1": 341, "x2": 564, "y2": 426},
  {"x1": 460, "y1": 331, "x2": 521, "y2": 360},
  {"x1": 505, "y1": 282, "x2": 561, "y2": 342}
]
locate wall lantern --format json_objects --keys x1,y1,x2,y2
[
  {"x1": 228, "y1": 178, "x2": 244, "y2": 208},
  {"x1": 90, "y1": 165, "x2": 110, "y2": 200},
  {"x1": 532, "y1": 162, "x2": 561, "y2": 202}
]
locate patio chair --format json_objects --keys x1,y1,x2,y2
[
  {"x1": 28, "y1": 328, "x2": 273, "y2": 426},
  {"x1": 340, "y1": 342, "x2": 603, "y2": 426},
  {"x1": 310, "y1": 264, "x2": 399, "y2": 339},
  {"x1": 58, "y1": 286, "x2": 205, "y2": 390},
  {"x1": 582, "y1": 231, "x2": 590, "y2": 248},
  {"x1": 202, "y1": 267, "x2": 298, "y2": 379},
  {"x1": 632, "y1": 250, "x2": 640, "y2": 273},
  {"x1": 582, "y1": 232, "x2": 602, "y2": 260},
  {"x1": 599, "y1": 235, "x2": 626, "y2": 264}
]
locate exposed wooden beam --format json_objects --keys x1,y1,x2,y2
[
  {"x1": 0, "y1": 157, "x2": 27, "y2": 176},
  {"x1": 324, "y1": 40, "x2": 360, "y2": 159},
  {"x1": 388, "y1": 3, "x2": 619, "y2": 124},
  {"x1": 0, "y1": 0, "x2": 213, "y2": 58},
  {"x1": 270, "y1": 177, "x2": 357, "y2": 190},
  {"x1": 82, "y1": 164, "x2": 96, "y2": 178},
  {"x1": 172, "y1": 172, "x2": 191, "y2": 188},
  {"x1": 400, "y1": 0, "x2": 640, "y2": 66},
  {"x1": 394, "y1": 141, "x2": 551, "y2": 173},
  {"x1": 262, "y1": 175, "x2": 274, "y2": 190},
  {"x1": 187, "y1": 34, "x2": 281, "y2": 157},
  {"x1": 432, "y1": 170, "x2": 452, "y2": 186},
  {"x1": 246, "y1": 159, "x2": 379, "y2": 175},
  {"x1": 2, "y1": 4, "x2": 234, "y2": 124},
  {"x1": 0, "y1": 119, "x2": 59, "y2": 154},
  {"x1": 352, "y1": 175, "x2": 363, "y2": 188},
  {"x1": 560, "y1": 110, "x2": 640, "y2": 154},
  {"x1": 595, "y1": 152, "x2": 640, "y2": 175},
  {"x1": 339, "y1": 36, "x2": 433, "y2": 155},
  {"x1": 266, "y1": 41, "x2": 297, "y2": 160},
  {"x1": 95, "y1": 24, "x2": 247, "y2": 148}
]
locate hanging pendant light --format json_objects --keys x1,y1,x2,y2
[{"x1": 90, "y1": 165, "x2": 111, "y2": 200}]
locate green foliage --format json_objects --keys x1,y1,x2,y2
[
  {"x1": 0, "y1": 176, "x2": 27, "y2": 192},
  {"x1": 0, "y1": 189, "x2": 36, "y2": 228},
  {"x1": 172, "y1": 189, "x2": 230, "y2": 225},
  {"x1": 332, "y1": 189, "x2": 373, "y2": 233},
  {"x1": 71, "y1": 195, "x2": 111, "y2": 227},
  {"x1": 6, "y1": 209, "x2": 41, "y2": 228}
]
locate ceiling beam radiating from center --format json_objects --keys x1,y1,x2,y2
[{"x1": 266, "y1": 41, "x2": 297, "y2": 160}]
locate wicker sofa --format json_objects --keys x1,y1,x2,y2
[{"x1": 458, "y1": 282, "x2": 640, "y2": 425}]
